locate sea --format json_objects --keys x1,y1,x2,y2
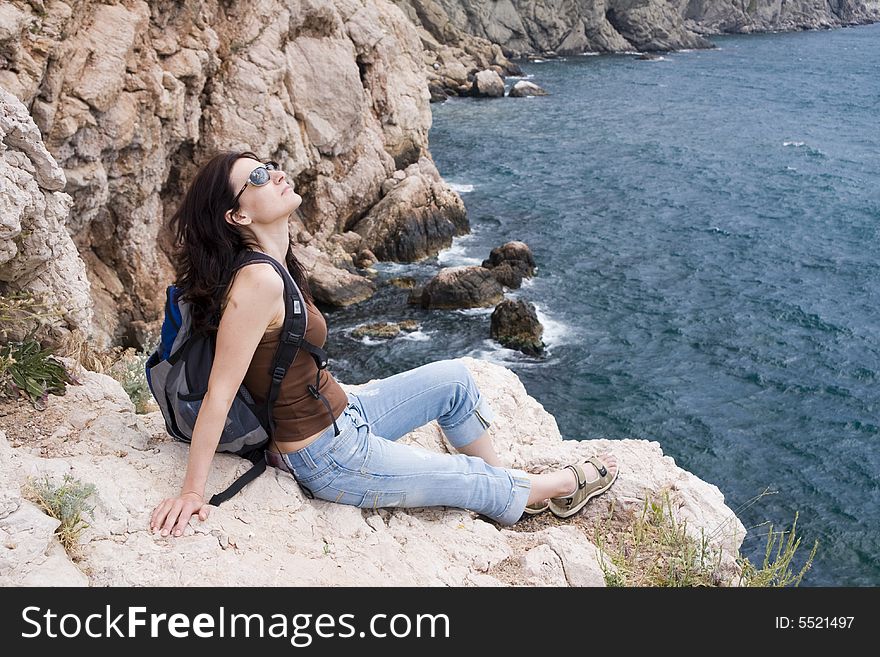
[{"x1": 321, "y1": 23, "x2": 880, "y2": 586}]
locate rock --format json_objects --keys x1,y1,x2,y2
[
  {"x1": 292, "y1": 244, "x2": 375, "y2": 307},
  {"x1": 508, "y1": 80, "x2": 549, "y2": 97},
  {"x1": 0, "y1": 88, "x2": 93, "y2": 345},
  {"x1": 352, "y1": 320, "x2": 419, "y2": 339},
  {"x1": 393, "y1": 0, "x2": 879, "y2": 56},
  {"x1": 0, "y1": 356, "x2": 747, "y2": 586},
  {"x1": 471, "y1": 69, "x2": 505, "y2": 97},
  {"x1": 428, "y1": 82, "x2": 448, "y2": 103},
  {"x1": 352, "y1": 172, "x2": 468, "y2": 262},
  {"x1": 482, "y1": 241, "x2": 536, "y2": 289},
  {"x1": 354, "y1": 249, "x2": 377, "y2": 269},
  {"x1": 420, "y1": 266, "x2": 504, "y2": 309},
  {"x1": 490, "y1": 299, "x2": 545, "y2": 356},
  {"x1": 388, "y1": 276, "x2": 417, "y2": 289}
]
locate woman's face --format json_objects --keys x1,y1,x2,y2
[{"x1": 226, "y1": 157, "x2": 302, "y2": 225}]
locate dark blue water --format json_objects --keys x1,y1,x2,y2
[{"x1": 322, "y1": 24, "x2": 880, "y2": 586}]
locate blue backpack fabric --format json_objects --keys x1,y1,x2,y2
[{"x1": 145, "y1": 251, "x2": 339, "y2": 505}]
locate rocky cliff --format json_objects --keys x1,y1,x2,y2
[
  {"x1": 393, "y1": 0, "x2": 880, "y2": 55},
  {"x1": 0, "y1": 0, "x2": 467, "y2": 348},
  {"x1": 0, "y1": 357, "x2": 746, "y2": 586}
]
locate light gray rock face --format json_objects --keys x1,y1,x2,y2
[
  {"x1": 0, "y1": 0, "x2": 465, "y2": 346},
  {"x1": 508, "y1": 80, "x2": 549, "y2": 97},
  {"x1": 472, "y1": 69, "x2": 506, "y2": 96},
  {"x1": 682, "y1": 0, "x2": 880, "y2": 35},
  {"x1": 394, "y1": 0, "x2": 712, "y2": 55},
  {"x1": 0, "y1": 87, "x2": 92, "y2": 343},
  {"x1": 394, "y1": 0, "x2": 880, "y2": 56},
  {"x1": 0, "y1": 358, "x2": 746, "y2": 586}
]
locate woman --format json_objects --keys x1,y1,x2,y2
[{"x1": 149, "y1": 151, "x2": 619, "y2": 538}]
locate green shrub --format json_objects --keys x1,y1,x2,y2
[
  {"x1": 593, "y1": 489, "x2": 817, "y2": 587},
  {"x1": 737, "y1": 512, "x2": 818, "y2": 587},
  {"x1": 0, "y1": 338, "x2": 76, "y2": 409},
  {"x1": 108, "y1": 345, "x2": 156, "y2": 414},
  {"x1": 25, "y1": 474, "x2": 97, "y2": 558}
]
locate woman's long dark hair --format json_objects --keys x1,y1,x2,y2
[{"x1": 168, "y1": 150, "x2": 313, "y2": 335}]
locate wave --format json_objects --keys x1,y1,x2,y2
[
  {"x1": 453, "y1": 307, "x2": 494, "y2": 316},
  {"x1": 400, "y1": 329, "x2": 432, "y2": 342},
  {"x1": 784, "y1": 141, "x2": 806, "y2": 147},
  {"x1": 437, "y1": 240, "x2": 483, "y2": 267},
  {"x1": 447, "y1": 182, "x2": 475, "y2": 193}
]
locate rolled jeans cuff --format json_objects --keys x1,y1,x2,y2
[
  {"x1": 496, "y1": 468, "x2": 532, "y2": 526},
  {"x1": 442, "y1": 395, "x2": 497, "y2": 448}
]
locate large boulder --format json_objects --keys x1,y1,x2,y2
[
  {"x1": 508, "y1": 80, "x2": 549, "y2": 98},
  {"x1": 471, "y1": 69, "x2": 505, "y2": 97},
  {"x1": 0, "y1": 357, "x2": 746, "y2": 586},
  {"x1": 482, "y1": 240, "x2": 536, "y2": 290},
  {"x1": 420, "y1": 266, "x2": 504, "y2": 309},
  {"x1": 353, "y1": 157, "x2": 468, "y2": 262},
  {"x1": 490, "y1": 299, "x2": 545, "y2": 356}
]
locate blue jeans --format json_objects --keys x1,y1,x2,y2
[{"x1": 278, "y1": 359, "x2": 532, "y2": 526}]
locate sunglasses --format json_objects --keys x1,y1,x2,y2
[{"x1": 230, "y1": 161, "x2": 280, "y2": 209}]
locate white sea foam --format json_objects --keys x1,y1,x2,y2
[
  {"x1": 453, "y1": 306, "x2": 494, "y2": 316},
  {"x1": 580, "y1": 52, "x2": 601, "y2": 56},
  {"x1": 400, "y1": 329, "x2": 432, "y2": 342},
  {"x1": 447, "y1": 182, "x2": 475, "y2": 193},
  {"x1": 531, "y1": 303, "x2": 575, "y2": 345},
  {"x1": 784, "y1": 141, "x2": 806, "y2": 147},
  {"x1": 358, "y1": 335, "x2": 386, "y2": 346},
  {"x1": 437, "y1": 239, "x2": 483, "y2": 266}
]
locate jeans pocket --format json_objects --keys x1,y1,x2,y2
[
  {"x1": 326, "y1": 426, "x2": 371, "y2": 474},
  {"x1": 357, "y1": 489, "x2": 407, "y2": 509}
]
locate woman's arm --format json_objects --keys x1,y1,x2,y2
[{"x1": 150, "y1": 263, "x2": 284, "y2": 537}]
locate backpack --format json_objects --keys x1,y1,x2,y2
[{"x1": 145, "y1": 250, "x2": 340, "y2": 505}]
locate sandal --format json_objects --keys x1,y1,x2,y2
[
  {"x1": 548, "y1": 455, "x2": 619, "y2": 519},
  {"x1": 523, "y1": 500, "x2": 550, "y2": 516}
]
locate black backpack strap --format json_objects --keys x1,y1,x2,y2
[{"x1": 208, "y1": 451, "x2": 267, "y2": 506}]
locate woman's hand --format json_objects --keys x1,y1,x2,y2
[{"x1": 150, "y1": 491, "x2": 210, "y2": 537}]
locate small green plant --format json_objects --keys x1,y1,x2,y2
[
  {"x1": 108, "y1": 344, "x2": 156, "y2": 414},
  {"x1": 0, "y1": 338, "x2": 76, "y2": 409},
  {"x1": 737, "y1": 512, "x2": 818, "y2": 587},
  {"x1": 594, "y1": 491, "x2": 724, "y2": 587},
  {"x1": 25, "y1": 474, "x2": 97, "y2": 558},
  {"x1": 593, "y1": 489, "x2": 817, "y2": 587}
]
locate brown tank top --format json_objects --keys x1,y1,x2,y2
[{"x1": 243, "y1": 297, "x2": 348, "y2": 442}]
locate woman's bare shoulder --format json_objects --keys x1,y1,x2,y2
[{"x1": 222, "y1": 263, "x2": 284, "y2": 315}]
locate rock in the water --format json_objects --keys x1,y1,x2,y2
[
  {"x1": 482, "y1": 241, "x2": 536, "y2": 289},
  {"x1": 388, "y1": 276, "x2": 417, "y2": 289},
  {"x1": 421, "y1": 266, "x2": 504, "y2": 309},
  {"x1": 471, "y1": 69, "x2": 505, "y2": 97},
  {"x1": 351, "y1": 320, "x2": 419, "y2": 339},
  {"x1": 353, "y1": 160, "x2": 468, "y2": 262},
  {"x1": 508, "y1": 80, "x2": 549, "y2": 97},
  {"x1": 490, "y1": 299, "x2": 545, "y2": 356}
]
